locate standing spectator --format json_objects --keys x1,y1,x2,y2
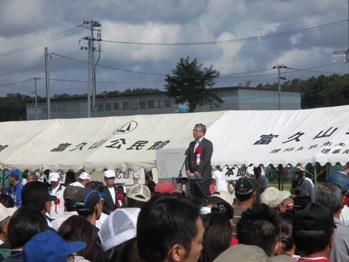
[
  {"x1": 48, "y1": 172, "x2": 65, "y2": 217},
  {"x1": 137, "y1": 195, "x2": 204, "y2": 262},
  {"x1": 75, "y1": 189, "x2": 103, "y2": 230},
  {"x1": 70, "y1": 172, "x2": 91, "y2": 188},
  {"x1": 51, "y1": 185, "x2": 82, "y2": 231},
  {"x1": 58, "y1": 215, "x2": 104, "y2": 262},
  {"x1": 0, "y1": 204, "x2": 16, "y2": 260},
  {"x1": 315, "y1": 183, "x2": 349, "y2": 262},
  {"x1": 212, "y1": 165, "x2": 228, "y2": 193},
  {"x1": 3, "y1": 207, "x2": 48, "y2": 261},
  {"x1": 127, "y1": 184, "x2": 151, "y2": 208},
  {"x1": 200, "y1": 213, "x2": 232, "y2": 262},
  {"x1": 6, "y1": 169, "x2": 23, "y2": 207},
  {"x1": 99, "y1": 208, "x2": 141, "y2": 262},
  {"x1": 101, "y1": 170, "x2": 118, "y2": 215},
  {"x1": 23, "y1": 230, "x2": 86, "y2": 262},
  {"x1": 260, "y1": 187, "x2": 293, "y2": 213},
  {"x1": 21, "y1": 181, "x2": 57, "y2": 228},
  {"x1": 293, "y1": 202, "x2": 335, "y2": 262},
  {"x1": 232, "y1": 176, "x2": 256, "y2": 236},
  {"x1": 253, "y1": 165, "x2": 268, "y2": 203},
  {"x1": 185, "y1": 123, "x2": 213, "y2": 205},
  {"x1": 291, "y1": 165, "x2": 315, "y2": 203},
  {"x1": 215, "y1": 204, "x2": 283, "y2": 262}
]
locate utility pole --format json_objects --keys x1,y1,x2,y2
[
  {"x1": 33, "y1": 77, "x2": 39, "y2": 120},
  {"x1": 78, "y1": 20, "x2": 102, "y2": 118},
  {"x1": 272, "y1": 64, "x2": 288, "y2": 110},
  {"x1": 45, "y1": 47, "x2": 51, "y2": 119}
]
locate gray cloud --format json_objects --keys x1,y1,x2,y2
[{"x1": 0, "y1": 0, "x2": 347, "y2": 96}]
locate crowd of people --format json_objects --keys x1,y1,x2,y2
[{"x1": 0, "y1": 123, "x2": 347, "y2": 262}]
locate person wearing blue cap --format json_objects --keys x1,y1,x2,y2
[
  {"x1": 23, "y1": 230, "x2": 86, "y2": 262},
  {"x1": 6, "y1": 169, "x2": 23, "y2": 207}
]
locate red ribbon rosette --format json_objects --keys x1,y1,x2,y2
[
  {"x1": 54, "y1": 198, "x2": 60, "y2": 205},
  {"x1": 194, "y1": 146, "x2": 203, "y2": 155}
]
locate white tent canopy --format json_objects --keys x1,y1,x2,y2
[{"x1": 0, "y1": 105, "x2": 348, "y2": 171}]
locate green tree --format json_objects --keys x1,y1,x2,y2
[{"x1": 165, "y1": 56, "x2": 221, "y2": 112}]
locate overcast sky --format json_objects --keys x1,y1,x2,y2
[{"x1": 0, "y1": 0, "x2": 347, "y2": 97}]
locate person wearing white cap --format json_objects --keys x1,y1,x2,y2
[
  {"x1": 0, "y1": 203, "x2": 16, "y2": 245},
  {"x1": 48, "y1": 172, "x2": 65, "y2": 217},
  {"x1": 69, "y1": 172, "x2": 91, "y2": 188},
  {"x1": 260, "y1": 187, "x2": 293, "y2": 213},
  {"x1": 101, "y1": 170, "x2": 119, "y2": 215}
]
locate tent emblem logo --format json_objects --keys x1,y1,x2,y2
[{"x1": 113, "y1": 120, "x2": 138, "y2": 135}]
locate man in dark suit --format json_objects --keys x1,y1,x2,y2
[
  {"x1": 101, "y1": 170, "x2": 120, "y2": 214},
  {"x1": 185, "y1": 123, "x2": 213, "y2": 205}
]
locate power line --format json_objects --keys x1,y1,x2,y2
[
  {"x1": 0, "y1": 27, "x2": 83, "y2": 58},
  {"x1": 102, "y1": 19, "x2": 348, "y2": 46},
  {"x1": 0, "y1": 78, "x2": 36, "y2": 89},
  {"x1": 51, "y1": 52, "x2": 165, "y2": 76}
]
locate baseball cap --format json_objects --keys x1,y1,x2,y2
[
  {"x1": 154, "y1": 181, "x2": 180, "y2": 194},
  {"x1": 0, "y1": 203, "x2": 16, "y2": 222},
  {"x1": 78, "y1": 172, "x2": 91, "y2": 180},
  {"x1": 104, "y1": 170, "x2": 116, "y2": 178},
  {"x1": 48, "y1": 172, "x2": 60, "y2": 183},
  {"x1": 260, "y1": 187, "x2": 291, "y2": 208},
  {"x1": 23, "y1": 230, "x2": 86, "y2": 262},
  {"x1": 326, "y1": 171, "x2": 349, "y2": 193},
  {"x1": 127, "y1": 184, "x2": 151, "y2": 203},
  {"x1": 235, "y1": 176, "x2": 255, "y2": 197},
  {"x1": 98, "y1": 208, "x2": 140, "y2": 251},
  {"x1": 293, "y1": 202, "x2": 336, "y2": 231},
  {"x1": 8, "y1": 169, "x2": 21, "y2": 179},
  {"x1": 211, "y1": 191, "x2": 234, "y2": 205},
  {"x1": 63, "y1": 185, "x2": 86, "y2": 203}
]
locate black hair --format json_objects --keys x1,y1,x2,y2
[
  {"x1": 208, "y1": 197, "x2": 234, "y2": 219},
  {"x1": 58, "y1": 215, "x2": 99, "y2": 261},
  {"x1": 200, "y1": 213, "x2": 232, "y2": 262},
  {"x1": 8, "y1": 207, "x2": 48, "y2": 249},
  {"x1": 279, "y1": 213, "x2": 295, "y2": 254},
  {"x1": 21, "y1": 181, "x2": 50, "y2": 211},
  {"x1": 127, "y1": 197, "x2": 145, "y2": 208},
  {"x1": 237, "y1": 204, "x2": 280, "y2": 256},
  {"x1": 0, "y1": 193, "x2": 15, "y2": 208},
  {"x1": 105, "y1": 238, "x2": 140, "y2": 262},
  {"x1": 137, "y1": 194, "x2": 201, "y2": 262}
]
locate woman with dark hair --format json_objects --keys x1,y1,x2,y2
[
  {"x1": 200, "y1": 213, "x2": 233, "y2": 262},
  {"x1": 3, "y1": 207, "x2": 48, "y2": 261},
  {"x1": 58, "y1": 215, "x2": 105, "y2": 262},
  {"x1": 279, "y1": 212, "x2": 299, "y2": 261}
]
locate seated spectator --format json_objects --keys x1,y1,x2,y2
[
  {"x1": 215, "y1": 204, "x2": 283, "y2": 262},
  {"x1": 23, "y1": 230, "x2": 86, "y2": 262},
  {"x1": 260, "y1": 187, "x2": 293, "y2": 213},
  {"x1": 293, "y1": 202, "x2": 335, "y2": 262},
  {"x1": 99, "y1": 208, "x2": 141, "y2": 262},
  {"x1": 200, "y1": 213, "x2": 232, "y2": 262},
  {"x1": 137, "y1": 195, "x2": 204, "y2": 262},
  {"x1": 21, "y1": 181, "x2": 57, "y2": 228},
  {"x1": 58, "y1": 215, "x2": 104, "y2": 262},
  {"x1": 127, "y1": 184, "x2": 151, "y2": 208},
  {"x1": 6, "y1": 169, "x2": 23, "y2": 207},
  {"x1": 3, "y1": 207, "x2": 48, "y2": 261}
]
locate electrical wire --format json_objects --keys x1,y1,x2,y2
[
  {"x1": 102, "y1": 19, "x2": 348, "y2": 46},
  {"x1": 0, "y1": 27, "x2": 83, "y2": 58}
]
